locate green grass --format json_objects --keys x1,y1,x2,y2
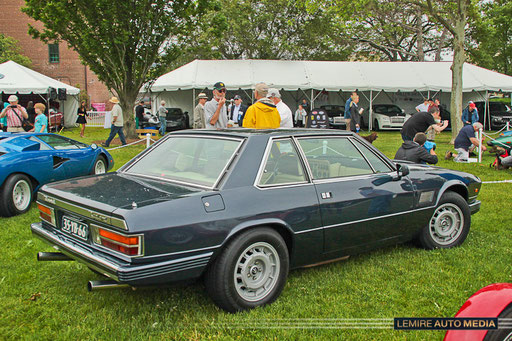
[{"x1": 1, "y1": 128, "x2": 511, "y2": 340}]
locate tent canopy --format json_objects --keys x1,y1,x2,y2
[
  {"x1": 0, "y1": 60, "x2": 80, "y2": 95},
  {"x1": 150, "y1": 59, "x2": 512, "y2": 93}
]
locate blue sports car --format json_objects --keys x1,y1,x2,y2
[{"x1": 0, "y1": 132, "x2": 113, "y2": 217}]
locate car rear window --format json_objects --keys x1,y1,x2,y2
[{"x1": 124, "y1": 136, "x2": 242, "y2": 188}]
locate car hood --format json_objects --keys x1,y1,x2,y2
[{"x1": 41, "y1": 172, "x2": 202, "y2": 211}]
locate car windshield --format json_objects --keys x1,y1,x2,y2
[
  {"x1": 124, "y1": 136, "x2": 242, "y2": 187},
  {"x1": 490, "y1": 102, "x2": 511, "y2": 113},
  {"x1": 374, "y1": 105, "x2": 402, "y2": 116}
]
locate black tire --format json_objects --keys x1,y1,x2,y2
[
  {"x1": 417, "y1": 191, "x2": 471, "y2": 249},
  {"x1": 0, "y1": 174, "x2": 33, "y2": 217},
  {"x1": 374, "y1": 120, "x2": 380, "y2": 131},
  {"x1": 91, "y1": 156, "x2": 107, "y2": 175},
  {"x1": 204, "y1": 227, "x2": 289, "y2": 312},
  {"x1": 483, "y1": 303, "x2": 512, "y2": 341}
]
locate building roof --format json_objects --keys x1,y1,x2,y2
[
  {"x1": 0, "y1": 60, "x2": 80, "y2": 95},
  {"x1": 149, "y1": 59, "x2": 512, "y2": 93}
]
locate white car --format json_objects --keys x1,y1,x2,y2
[{"x1": 362, "y1": 104, "x2": 411, "y2": 130}]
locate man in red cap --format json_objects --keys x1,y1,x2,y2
[{"x1": 461, "y1": 101, "x2": 479, "y2": 126}]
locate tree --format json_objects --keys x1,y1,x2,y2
[
  {"x1": 468, "y1": 0, "x2": 512, "y2": 76},
  {"x1": 411, "y1": 0, "x2": 477, "y2": 141},
  {"x1": 23, "y1": 0, "x2": 203, "y2": 137},
  {"x1": 0, "y1": 34, "x2": 31, "y2": 67},
  {"x1": 181, "y1": 0, "x2": 351, "y2": 61},
  {"x1": 340, "y1": 0, "x2": 451, "y2": 62}
]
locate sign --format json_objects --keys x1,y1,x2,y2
[
  {"x1": 92, "y1": 102, "x2": 106, "y2": 111},
  {"x1": 305, "y1": 108, "x2": 330, "y2": 129}
]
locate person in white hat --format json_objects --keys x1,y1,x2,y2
[
  {"x1": 267, "y1": 88, "x2": 293, "y2": 128},
  {"x1": 193, "y1": 93, "x2": 208, "y2": 129},
  {"x1": 102, "y1": 96, "x2": 127, "y2": 147},
  {"x1": 0, "y1": 95, "x2": 29, "y2": 132}
]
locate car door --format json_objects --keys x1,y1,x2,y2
[
  {"x1": 36, "y1": 135, "x2": 94, "y2": 178},
  {"x1": 296, "y1": 136, "x2": 415, "y2": 254}
]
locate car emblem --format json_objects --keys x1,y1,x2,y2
[
  {"x1": 91, "y1": 212, "x2": 109, "y2": 222},
  {"x1": 42, "y1": 194, "x2": 55, "y2": 204}
]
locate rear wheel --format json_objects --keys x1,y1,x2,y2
[
  {"x1": 0, "y1": 174, "x2": 33, "y2": 217},
  {"x1": 91, "y1": 156, "x2": 107, "y2": 175},
  {"x1": 483, "y1": 303, "x2": 512, "y2": 341},
  {"x1": 417, "y1": 192, "x2": 470, "y2": 249},
  {"x1": 205, "y1": 227, "x2": 289, "y2": 312}
]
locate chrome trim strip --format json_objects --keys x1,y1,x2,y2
[
  {"x1": 322, "y1": 206, "x2": 435, "y2": 230},
  {"x1": 312, "y1": 173, "x2": 376, "y2": 184},
  {"x1": 38, "y1": 193, "x2": 128, "y2": 230},
  {"x1": 295, "y1": 206, "x2": 435, "y2": 235},
  {"x1": 295, "y1": 226, "x2": 325, "y2": 235},
  {"x1": 256, "y1": 182, "x2": 313, "y2": 190},
  {"x1": 142, "y1": 244, "x2": 222, "y2": 259}
]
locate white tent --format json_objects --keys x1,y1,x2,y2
[
  {"x1": 147, "y1": 60, "x2": 512, "y2": 129},
  {"x1": 0, "y1": 60, "x2": 80, "y2": 127}
]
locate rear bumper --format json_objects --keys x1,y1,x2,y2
[
  {"x1": 31, "y1": 222, "x2": 212, "y2": 286},
  {"x1": 469, "y1": 200, "x2": 481, "y2": 215}
]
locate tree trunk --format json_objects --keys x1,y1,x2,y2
[
  {"x1": 416, "y1": 8, "x2": 425, "y2": 61},
  {"x1": 118, "y1": 90, "x2": 139, "y2": 139},
  {"x1": 449, "y1": 2, "x2": 467, "y2": 143},
  {"x1": 435, "y1": 28, "x2": 447, "y2": 61}
]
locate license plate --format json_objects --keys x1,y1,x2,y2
[{"x1": 62, "y1": 216, "x2": 89, "y2": 240}]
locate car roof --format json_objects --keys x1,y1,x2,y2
[{"x1": 170, "y1": 128, "x2": 355, "y2": 139}]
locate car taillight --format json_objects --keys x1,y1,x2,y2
[
  {"x1": 37, "y1": 203, "x2": 56, "y2": 226},
  {"x1": 94, "y1": 227, "x2": 143, "y2": 257}
]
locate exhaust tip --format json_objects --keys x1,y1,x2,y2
[{"x1": 87, "y1": 280, "x2": 130, "y2": 291}]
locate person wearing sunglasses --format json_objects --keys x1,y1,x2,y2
[{"x1": 204, "y1": 81, "x2": 228, "y2": 129}]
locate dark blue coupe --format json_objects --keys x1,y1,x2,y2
[
  {"x1": 0, "y1": 132, "x2": 113, "y2": 217},
  {"x1": 32, "y1": 129, "x2": 481, "y2": 312}
]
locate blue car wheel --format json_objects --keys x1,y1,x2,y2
[
  {"x1": 0, "y1": 174, "x2": 33, "y2": 217},
  {"x1": 91, "y1": 156, "x2": 107, "y2": 175}
]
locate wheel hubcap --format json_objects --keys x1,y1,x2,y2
[
  {"x1": 429, "y1": 203, "x2": 464, "y2": 245},
  {"x1": 12, "y1": 180, "x2": 31, "y2": 211},
  {"x1": 234, "y1": 242, "x2": 280, "y2": 302},
  {"x1": 95, "y1": 160, "x2": 106, "y2": 174}
]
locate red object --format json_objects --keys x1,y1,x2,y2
[
  {"x1": 469, "y1": 103, "x2": 476, "y2": 109},
  {"x1": 444, "y1": 283, "x2": 512, "y2": 341}
]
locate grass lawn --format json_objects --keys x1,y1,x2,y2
[{"x1": 1, "y1": 127, "x2": 511, "y2": 340}]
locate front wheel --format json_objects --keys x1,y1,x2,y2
[
  {"x1": 205, "y1": 227, "x2": 289, "y2": 312},
  {"x1": 0, "y1": 174, "x2": 33, "y2": 217},
  {"x1": 417, "y1": 192, "x2": 470, "y2": 249},
  {"x1": 374, "y1": 120, "x2": 380, "y2": 131},
  {"x1": 91, "y1": 156, "x2": 107, "y2": 175}
]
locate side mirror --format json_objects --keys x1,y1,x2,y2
[{"x1": 394, "y1": 163, "x2": 410, "y2": 180}]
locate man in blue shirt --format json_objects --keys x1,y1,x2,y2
[
  {"x1": 445, "y1": 122, "x2": 486, "y2": 162},
  {"x1": 461, "y1": 101, "x2": 479, "y2": 126},
  {"x1": 344, "y1": 92, "x2": 357, "y2": 131}
]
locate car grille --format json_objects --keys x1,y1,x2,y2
[{"x1": 390, "y1": 117, "x2": 404, "y2": 123}]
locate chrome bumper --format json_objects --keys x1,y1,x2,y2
[
  {"x1": 31, "y1": 223, "x2": 213, "y2": 285},
  {"x1": 469, "y1": 200, "x2": 481, "y2": 215}
]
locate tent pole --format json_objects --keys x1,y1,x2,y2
[
  {"x1": 311, "y1": 89, "x2": 314, "y2": 111},
  {"x1": 369, "y1": 90, "x2": 373, "y2": 132},
  {"x1": 485, "y1": 90, "x2": 489, "y2": 130}
]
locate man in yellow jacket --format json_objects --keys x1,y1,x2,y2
[{"x1": 242, "y1": 82, "x2": 280, "y2": 129}]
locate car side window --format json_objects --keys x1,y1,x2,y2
[
  {"x1": 353, "y1": 140, "x2": 392, "y2": 173},
  {"x1": 37, "y1": 135, "x2": 81, "y2": 150},
  {"x1": 298, "y1": 137, "x2": 373, "y2": 179},
  {"x1": 28, "y1": 136, "x2": 51, "y2": 150},
  {"x1": 259, "y1": 139, "x2": 307, "y2": 186}
]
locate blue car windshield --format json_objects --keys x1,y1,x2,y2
[{"x1": 124, "y1": 136, "x2": 242, "y2": 187}]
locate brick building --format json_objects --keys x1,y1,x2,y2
[{"x1": 0, "y1": 0, "x2": 111, "y2": 105}]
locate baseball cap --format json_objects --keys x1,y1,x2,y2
[
  {"x1": 233, "y1": 95, "x2": 241, "y2": 100},
  {"x1": 197, "y1": 93, "x2": 208, "y2": 99},
  {"x1": 7, "y1": 95, "x2": 18, "y2": 102},
  {"x1": 268, "y1": 88, "x2": 281, "y2": 98},
  {"x1": 213, "y1": 82, "x2": 226, "y2": 90},
  {"x1": 254, "y1": 82, "x2": 269, "y2": 97},
  {"x1": 469, "y1": 101, "x2": 476, "y2": 108}
]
